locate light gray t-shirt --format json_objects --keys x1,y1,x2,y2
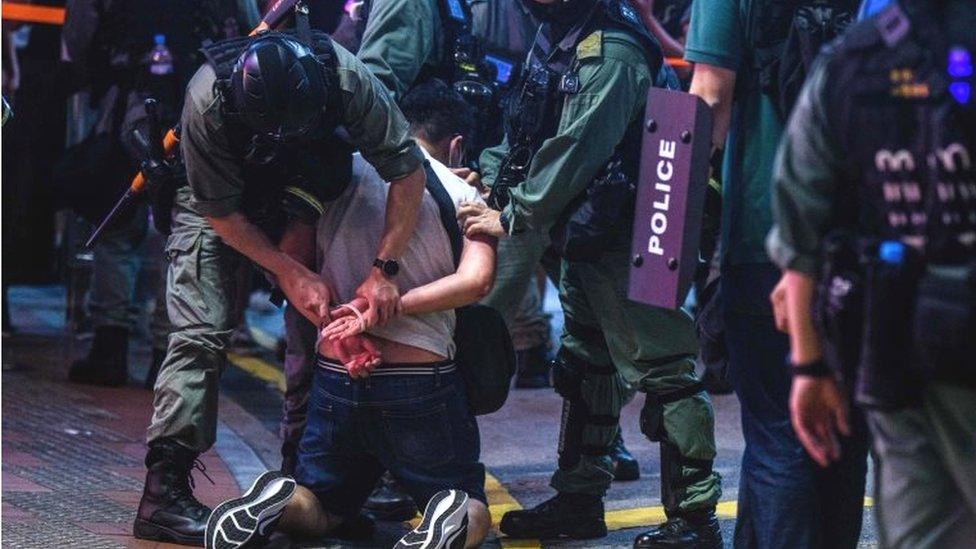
[{"x1": 317, "y1": 150, "x2": 484, "y2": 358}]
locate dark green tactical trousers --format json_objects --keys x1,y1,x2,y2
[
  {"x1": 551, "y1": 244, "x2": 721, "y2": 515},
  {"x1": 146, "y1": 189, "x2": 248, "y2": 453}
]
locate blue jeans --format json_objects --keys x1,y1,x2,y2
[
  {"x1": 723, "y1": 263, "x2": 869, "y2": 549},
  {"x1": 295, "y1": 361, "x2": 486, "y2": 518}
]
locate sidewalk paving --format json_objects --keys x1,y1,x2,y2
[{"x1": 2, "y1": 332, "x2": 242, "y2": 549}]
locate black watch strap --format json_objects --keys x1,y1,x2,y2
[
  {"x1": 373, "y1": 257, "x2": 399, "y2": 277},
  {"x1": 789, "y1": 357, "x2": 832, "y2": 378}
]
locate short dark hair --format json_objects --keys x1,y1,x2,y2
[{"x1": 400, "y1": 79, "x2": 475, "y2": 143}]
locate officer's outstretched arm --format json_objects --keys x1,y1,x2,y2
[
  {"x1": 505, "y1": 40, "x2": 653, "y2": 233},
  {"x1": 354, "y1": 165, "x2": 427, "y2": 326},
  {"x1": 206, "y1": 212, "x2": 332, "y2": 326}
]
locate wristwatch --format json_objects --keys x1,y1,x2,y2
[{"x1": 373, "y1": 257, "x2": 400, "y2": 277}]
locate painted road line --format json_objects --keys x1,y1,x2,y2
[
  {"x1": 605, "y1": 500, "x2": 737, "y2": 531},
  {"x1": 605, "y1": 497, "x2": 875, "y2": 532},
  {"x1": 228, "y1": 352, "x2": 286, "y2": 392},
  {"x1": 487, "y1": 473, "x2": 542, "y2": 549}
]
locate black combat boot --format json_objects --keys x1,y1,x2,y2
[
  {"x1": 610, "y1": 432, "x2": 640, "y2": 481},
  {"x1": 280, "y1": 439, "x2": 298, "y2": 476},
  {"x1": 144, "y1": 347, "x2": 166, "y2": 390},
  {"x1": 134, "y1": 441, "x2": 212, "y2": 546},
  {"x1": 633, "y1": 508, "x2": 722, "y2": 549},
  {"x1": 68, "y1": 326, "x2": 129, "y2": 386},
  {"x1": 363, "y1": 472, "x2": 418, "y2": 521},
  {"x1": 515, "y1": 344, "x2": 551, "y2": 388},
  {"x1": 499, "y1": 492, "x2": 607, "y2": 539}
]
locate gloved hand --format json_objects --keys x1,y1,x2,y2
[{"x1": 140, "y1": 156, "x2": 182, "y2": 235}]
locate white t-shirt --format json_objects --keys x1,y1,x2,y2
[{"x1": 317, "y1": 149, "x2": 484, "y2": 358}]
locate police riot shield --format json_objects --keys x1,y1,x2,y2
[{"x1": 628, "y1": 88, "x2": 713, "y2": 309}]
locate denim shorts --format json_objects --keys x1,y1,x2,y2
[{"x1": 295, "y1": 358, "x2": 486, "y2": 518}]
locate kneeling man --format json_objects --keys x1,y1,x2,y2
[{"x1": 206, "y1": 81, "x2": 496, "y2": 549}]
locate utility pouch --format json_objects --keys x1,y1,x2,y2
[
  {"x1": 147, "y1": 163, "x2": 185, "y2": 236},
  {"x1": 812, "y1": 232, "x2": 865, "y2": 385},
  {"x1": 857, "y1": 243, "x2": 923, "y2": 408},
  {"x1": 550, "y1": 161, "x2": 635, "y2": 262},
  {"x1": 912, "y1": 263, "x2": 976, "y2": 389}
]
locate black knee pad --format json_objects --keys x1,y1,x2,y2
[
  {"x1": 552, "y1": 347, "x2": 585, "y2": 399},
  {"x1": 640, "y1": 381, "x2": 706, "y2": 443},
  {"x1": 640, "y1": 395, "x2": 666, "y2": 442}
]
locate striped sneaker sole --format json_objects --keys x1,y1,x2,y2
[
  {"x1": 205, "y1": 470, "x2": 296, "y2": 549},
  {"x1": 394, "y1": 489, "x2": 469, "y2": 549}
]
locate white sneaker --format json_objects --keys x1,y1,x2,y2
[
  {"x1": 205, "y1": 470, "x2": 296, "y2": 549},
  {"x1": 394, "y1": 489, "x2": 469, "y2": 549}
]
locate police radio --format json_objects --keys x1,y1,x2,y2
[{"x1": 628, "y1": 88, "x2": 714, "y2": 309}]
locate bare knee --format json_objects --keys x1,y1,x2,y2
[
  {"x1": 465, "y1": 499, "x2": 490, "y2": 548},
  {"x1": 279, "y1": 485, "x2": 342, "y2": 538}
]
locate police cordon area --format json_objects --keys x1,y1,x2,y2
[{"x1": 1, "y1": 0, "x2": 974, "y2": 548}]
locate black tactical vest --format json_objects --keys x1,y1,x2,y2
[
  {"x1": 489, "y1": 0, "x2": 663, "y2": 230},
  {"x1": 200, "y1": 29, "x2": 352, "y2": 234},
  {"x1": 824, "y1": 3, "x2": 976, "y2": 263},
  {"x1": 816, "y1": 2, "x2": 976, "y2": 406}
]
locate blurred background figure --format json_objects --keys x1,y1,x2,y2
[{"x1": 56, "y1": 0, "x2": 248, "y2": 387}]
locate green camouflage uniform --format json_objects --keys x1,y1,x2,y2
[{"x1": 481, "y1": 27, "x2": 720, "y2": 511}]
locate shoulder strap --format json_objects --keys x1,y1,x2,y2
[
  {"x1": 596, "y1": 0, "x2": 664, "y2": 76},
  {"x1": 423, "y1": 161, "x2": 464, "y2": 268}
]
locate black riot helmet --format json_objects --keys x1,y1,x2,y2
[
  {"x1": 229, "y1": 34, "x2": 327, "y2": 141},
  {"x1": 521, "y1": 0, "x2": 600, "y2": 27}
]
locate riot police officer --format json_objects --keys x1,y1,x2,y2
[
  {"x1": 135, "y1": 22, "x2": 427, "y2": 544},
  {"x1": 767, "y1": 0, "x2": 976, "y2": 547},
  {"x1": 459, "y1": 0, "x2": 722, "y2": 546}
]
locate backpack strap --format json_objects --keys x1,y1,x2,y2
[
  {"x1": 294, "y1": 0, "x2": 313, "y2": 47},
  {"x1": 423, "y1": 161, "x2": 464, "y2": 268}
]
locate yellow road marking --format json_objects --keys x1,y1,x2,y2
[
  {"x1": 485, "y1": 473, "x2": 543, "y2": 548},
  {"x1": 227, "y1": 352, "x2": 286, "y2": 392}
]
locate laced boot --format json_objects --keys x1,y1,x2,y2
[
  {"x1": 633, "y1": 508, "x2": 722, "y2": 549},
  {"x1": 610, "y1": 431, "x2": 640, "y2": 481},
  {"x1": 68, "y1": 326, "x2": 129, "y2": 386},
  {"x1": 363, "y1": 471, "x2": 418, "y2": 521},
  {"x1": 134, "y1": 440, "x2": 213, "y2": 546},
  {"x1": 499, "y1": 492, "x2": 607, "y2": 539}
]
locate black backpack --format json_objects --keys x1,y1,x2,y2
[
  {"x1": 422, "y1": 162, "x2": 517, "y2": 416},
  {"x1": 752, "y1": 0, "x2": 858, "y2": 119}
]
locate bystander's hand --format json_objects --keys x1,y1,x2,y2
[
  {"x1": 356, "y1": 268, "x2": 401, "y2": 326},
  {"x1": 790, "y1": 375, "x2": 850, "y2": 468},
  {"x1": 458, "y1": 201, "x2": 506, "y2": 238}
]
